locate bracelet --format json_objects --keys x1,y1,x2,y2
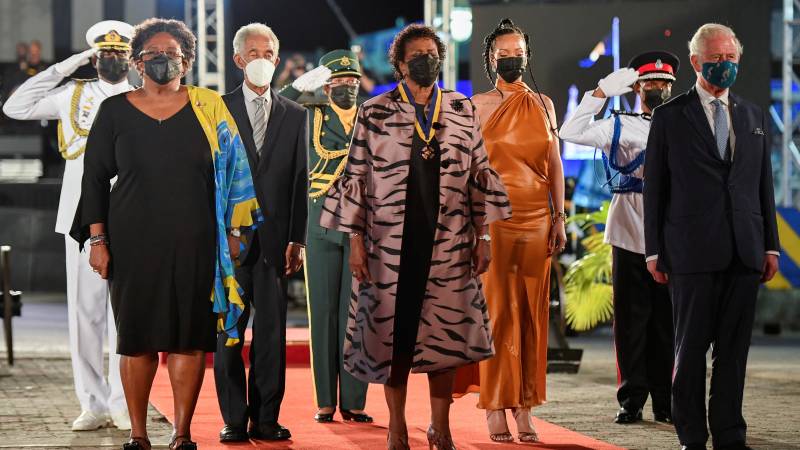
[
  {"x1": 552, "y1": 211, "x2": 568, "y2": 223},
  {"x1": 89, "y1": 234, "x2": 107, "y2": 246}
]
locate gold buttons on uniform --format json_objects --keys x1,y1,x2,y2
[
  {"x1": 324, "y1": 115, "x2": 330, "y2": 121},
  {"x1": 321, "y1": 131, "x2": 326, "y2": 136}
]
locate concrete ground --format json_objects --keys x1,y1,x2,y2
[{"x1": 1, "y1": 295, "x2": 798, "y2": 449}]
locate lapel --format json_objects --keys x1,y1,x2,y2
[
  {"x1": 227, "y1": 86, "x2": 259, "y2": 167},
  {"x1": 257, "y1": 89, "x2": 287, "y2": 174},
  {"x1": 728, "y1": 91, "x2": 747, "y2": 165},
  {"x1": 682, "y1": 87, "x2": 720, "y2": 160}
]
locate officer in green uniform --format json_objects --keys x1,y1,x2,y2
[{"x1": 279, "y1": 50, "x2": 372, "y2": 424}]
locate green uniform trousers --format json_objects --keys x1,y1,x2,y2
[{"x1": 305, "y1": 213, "x2": 368, "y2": 410}]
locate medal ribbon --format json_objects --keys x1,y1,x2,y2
[{"x1": 398, "y1": 82, "x2": 441, "y2": 144}]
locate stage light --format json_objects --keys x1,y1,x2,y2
[{"x1": 450, "y1": 8, "x2": 472, "y2": 42}]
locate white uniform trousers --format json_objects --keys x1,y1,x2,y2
[{"x1": 64, "y1": 236, "x2": 126, "y2": 414}]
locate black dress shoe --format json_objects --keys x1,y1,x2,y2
[
  {"x1": 653, "y1": 411, "x2": 673, "y2": 423},
  {"x1": 714, "y1": 443, "x2": 752, "y2": 450},
  {"x1": 315, "y1": 411, "x2": 335, "y2": 422},
  {"x1": 341, "y1": 409, "x2": 374, "y2": 423},
  {"x1": 219, "y1": 424, "x2": 249, "y2": 442},
  {"x1": 249, "y1": 422, "x2": 291, "y2": 441},
  {"x1": 614, "y1": 407, "x2": 643, "y2": 424}
]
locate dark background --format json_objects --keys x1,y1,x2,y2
[{"x1": 469, "y1": 0, "x2": 772, "y2": 121}]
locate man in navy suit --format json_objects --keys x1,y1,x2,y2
[{"x1": 643, "y1": 23, "x2": 780, "y2": 450}]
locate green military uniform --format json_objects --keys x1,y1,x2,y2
[{"x1": 280, "y1": 50, "x2": 368, "y2": 412}]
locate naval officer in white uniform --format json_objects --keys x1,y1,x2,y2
[
  {"x1": 560, "y1": 51, "x2": 680, "y2": 426},
  {"x1": 3, "y1": 20, "x2": 134, "y2": 431}
]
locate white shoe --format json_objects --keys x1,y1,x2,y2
[
  {"x1": 110, "y1": 411, "x2": 131, "y2": 430},
  {"x1": 71, "y1": 411, "x2": 110, "y2": 431}
]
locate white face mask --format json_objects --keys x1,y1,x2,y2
[{"x1": 244, "y1": 58, "x2": 275, "y2": 87}]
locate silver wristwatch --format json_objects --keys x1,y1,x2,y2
[{"x1": 478, "y1": 234, "x2": 491, "y2": 242}]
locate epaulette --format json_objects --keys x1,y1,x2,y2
[
  {"x1": 303, "y1": 102, "x2": 329, "y2": 109},
  {"x1": 611, "y1": 109, "x2": 651, "y2": 120}
]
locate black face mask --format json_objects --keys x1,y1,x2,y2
[
  {"x1": 330, "y1": 84, "x2": 358, "y2": 109},
  {"x1": 496, "y1": 56, "x2": 525, "y2": 83},
  {"x1": 143, "y1": 54, "x2": 182, "y2": 85},
  {"x1": 642, "y1": 87, "x2": 671, "y2": 111},
  {"x1": 97, "y1": 55, "x2": 129, "y2": 83},
  {"x1": 406, "y1": 54, "x2": 440, "y2": 87}
]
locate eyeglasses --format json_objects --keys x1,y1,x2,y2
[
  {"x1": 139, "y1": 49, "x2": 184, "y2": 60},
  {"x1": 328, "y1": 79, "x2": 360, "y2": 87}
]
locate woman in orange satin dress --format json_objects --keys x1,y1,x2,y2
[{"x1": 467, "y1": 18, "x2": 567, "y2": 443}]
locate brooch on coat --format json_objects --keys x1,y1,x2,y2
[
  {"x1": 450, "y1": 99, "x2": 464, "y2": 112},
  {"x1": 752, "y1": 128, "x2": 765, "y2": 135}
]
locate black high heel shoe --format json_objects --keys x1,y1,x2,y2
[
  {"x1": 169, "y1": 434, "x2": 197, "y2": 450},
  {"x1": 122, "y1": 437, "x2": 151, "y2": 450},
  {"x1": 341, "y1": 409, "x2": 374, "y2": 423}
]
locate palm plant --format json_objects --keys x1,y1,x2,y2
[{"x1": 563, "y1": 201, "x2": 614, "y2": 331}]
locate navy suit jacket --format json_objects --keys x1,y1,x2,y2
[
  {"x1": 223, "y1": 85, "x2": 308, "y2": 270},
  {"x1": 643, "y1": 87, "x2": 780, "y2": 274}
]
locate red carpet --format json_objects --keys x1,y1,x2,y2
[{"x1": 150, "y1": 364, "x2": 623, "y2": 449}]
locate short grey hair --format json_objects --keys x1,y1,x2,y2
[
  {"x1": 688, "y1": 23, "x2": 743, "y2": 57},
  {"x1": 233, "y1": 23, "x2": 279, "y2": 56}
]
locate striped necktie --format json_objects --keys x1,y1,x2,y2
[
  {"x1": 253, "y1": 96, "x2": 267, "y2": 154},
  {"x1": 712, "y1": 99, "x2": 729, "y2": 159}
]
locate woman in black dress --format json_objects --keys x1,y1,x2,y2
[{"x1": 73, "y1": 19, "x2": 260, "y2": 450}]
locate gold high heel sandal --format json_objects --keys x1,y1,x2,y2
[
  {"x1": 486, "y1": 409, "x2": 514, "y2": 442},
  {"x1": 512, "y1": 407, "x2": 539, "y2": 443},
  {"x1": 427, "y1": 425, "x2": 456, "y2": 450}
]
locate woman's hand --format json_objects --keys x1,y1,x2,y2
[
  {"x1": 349, "y1": 234, "x2": 372, "y2": 283},
  {"x1": 89, "y1": 244, "x2": 111, "y2": 279},
  {"x1": 548, "y1": 219, "x2": 567, "y2": 255},
  {"x1": 473, "y1": 240, "x2": 491, "y2": 276},
  {"x1": 227, "y1": 234, "x2": 241, "y2": 260}
]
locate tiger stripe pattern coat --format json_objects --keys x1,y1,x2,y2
[{"x1": 320, "y1": 86, "x2": 512, "y2": 384}]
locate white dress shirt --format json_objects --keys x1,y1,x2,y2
[
  {"x1": 561, "y1": 91, "x2": 650, "y2": 255},
  {"x1": 242, "y1": 82, "x2": 271, "y2": 146},
  {"x1": 2, "y1": 65, "x2": 132, "y2": 234}
]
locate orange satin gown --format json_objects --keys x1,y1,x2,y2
[{"x1": 477, "y1": 80, "x2": 554, "y2": 410}]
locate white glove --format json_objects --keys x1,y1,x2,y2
[
  {"x1": 292, "y1": 65, "x2": 332, "y2": 92},
  {"x1": 597, "y1": 68, "x2": 639, "y2": 97},
  {"x1": 54, "y1": 48, "x2": 96, "y2": 77}
]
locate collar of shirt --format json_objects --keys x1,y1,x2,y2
[
  {"x1": 243, "y1": 82, "x2": 271, "y2": 105},
  {"x1": 97, "y1": 78, "x2": 131, "y2": 97},
  {"x1": 695, "y1": 79, "x2": 729, "y2": 107}
]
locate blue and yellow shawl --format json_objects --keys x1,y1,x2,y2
[{"x1": 188, "y1": 86, "x2": 263, "y2": 346}]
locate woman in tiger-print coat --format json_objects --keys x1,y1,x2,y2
[{"x1": 320, "y1": 24, "x2": 511, "y2": 450}]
